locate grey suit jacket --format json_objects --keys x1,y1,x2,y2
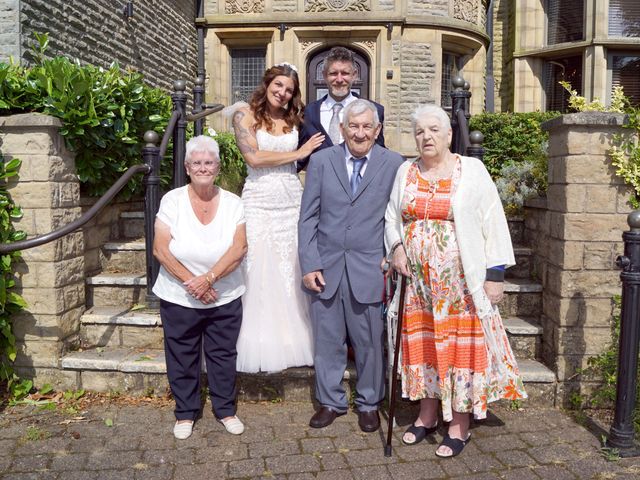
[{"x1": 298, "y1": 143, "x2": 404, "y2": 304}]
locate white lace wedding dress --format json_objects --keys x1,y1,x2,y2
[{"x1": 236, "y1": 128, "x2": 314, "y2": 373}]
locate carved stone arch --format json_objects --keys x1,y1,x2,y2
[{"x1": 305, "y1": 44, "x2": 371, "y2": 102}]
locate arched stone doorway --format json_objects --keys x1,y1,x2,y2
[{"x1": 306, "y1": 46, "x2": 370, "y2": 102}]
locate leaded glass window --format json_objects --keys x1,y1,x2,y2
[{"x1": 230, "y1": 48, "x2": 266, "y2": 103}]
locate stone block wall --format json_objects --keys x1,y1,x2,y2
[
  {"x1": 0, "y1": 0, "x2": 196, "y2": 92},
  {"x1": 81, "y1": 197, "x2": 143, "y2": 276},
  {"x1": 0, "y1": 113, "x2": 85, "y2": 389},
  {"x1": 524, "y1": 112, "x2": 631, "y2": 404}
]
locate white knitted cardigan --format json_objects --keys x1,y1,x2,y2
[{"x1": 384, "y1": 155, "x2": 515, "y2": 319}]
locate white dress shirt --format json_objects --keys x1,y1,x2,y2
[
  {"x1": 320, "y1": 93, "x2": 356, "y2": 144},
  {"x1": 343, "y1": 146, "x2": 370, "y2": 181}
]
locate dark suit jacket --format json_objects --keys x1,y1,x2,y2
[
  {"x1": 297, "y1": 94, "x2": 385, "y2": 171},
  {"x1": 298, "y1": 143, "x2": 403, "y2": 304}
]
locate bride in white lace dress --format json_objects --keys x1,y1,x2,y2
[{"x1": 232, "y1": 63, "x2": 325, "y2": 373}]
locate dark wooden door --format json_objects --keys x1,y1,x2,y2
[{"x1": 307, "y1": 47, "x2": 370, "y2": 101}]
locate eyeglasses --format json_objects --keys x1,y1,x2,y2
[{"x1": 188, "y1": 161, "x2": 218, "y2": 171}]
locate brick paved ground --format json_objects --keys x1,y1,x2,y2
[{"x1": 1, "y1": 399, "x2": 639, "y2": 479}]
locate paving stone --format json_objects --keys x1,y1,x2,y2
[
  {"x1": 438, "y1": 455, "x2": 470, "y2": 476},
  {"x1": 344, "y1": 448, "x2": 398, "y2": 467},
  {"x1": 527, "y1": 444, "x2": 580, "y2": 464},
  {"x1": 461, "y1": 453, "x2": 503, "y2": 473},
  {"x1": 308, "y1": 422, "x2": 353, "y2": 438},
  {"x1": 133, "y1": 464, "x2": 174, "y2": 480},
  {"x1": 316, "y1": 470, "x2": 356, "y2": 479},
  {"x1": 11, "y1": 454, "x2": 51, "y2": 472},
  {"x1": 563, "y1": 458, "x2": 625, "y2": 478},
  {"x1": 3, "y1": 473, "x2": 58, "y2": 480},
  {"x1": 265, "y1": 454, "x2": 321, "y2": 474},
  {"x1": 499, "y1": 467, "x2": 540, "y2": 480},
  {"x1": 476, "y1": 433, "x2": 528, "y2": 453},
  {"x1": 531, "y1": 465, "x2": 578, "y2": 479},
  {"x1": 249, "y1": 439, "x2": 301, "y2": 458},
  {"x1": 301, "y1": 437, "x2": 335, "y2": 453},
  {"x1": 352, "y1": 465, "x2": 393, "y2": 479},
  {"x1": 287, "y1": 474, "x2": 316, "y2": 480},
  {"x1": 55, "y1": 471, "x2": 99, "y2": 480},
  {"x1": 13, "y1": 436, "x2": 70, "y2": 455},
  {"x1": 85, "y1": 450, "x2": 143, "y2": 470},
  {"x1": 66, "y1": 435, "x2": 105, "y2": 452},
  {"x1": 49, "y1": 452, "x2": 89, "y2": 471},
  {"x1": 518, "y1": 430, "x2": 554, "y2": 447},
  {"x1": 0, "y1": 440, "x2": 15, "y2": 456},
  {"x1": 319, "y1": 452, "x2": 349, "y2": 470},
  {"x1": 333, "y1": 433, "x2": 370, "y2": 450},
  {"x1": 228, "y1": 458, "x2": 266, "y2": 478},
  {"x1": 272, "y1": 423, "x2": 310, "y2": 440},
  {"x1": 142, "y1": 448, "x2": 196, "y2": 465},
  {"x1": 388, "y1": 460, "x2": 447, "y2": 479},
  {"x1": 494, "y1": 449, "x2": 537, "y2": 468},
  {"x1": 195, "y1": 444, "x2": 248, "y2": 461},
  {"x1": 171, "y1": 462, "x2": 227, "y2": 478}
]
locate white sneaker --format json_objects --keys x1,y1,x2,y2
[
  {"x1": 173, "y1": 420, "x2": 193, "y2": 440},
  {"x1": 219, "y1": 415, "x2": 244, "y2": 435}
]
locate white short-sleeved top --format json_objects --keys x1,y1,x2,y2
[{"x1": 152, "y1": 185, "x2": 246, "y2": 309}]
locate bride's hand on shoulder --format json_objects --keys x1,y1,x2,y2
[{"x1": 298, "y1": 132, "x2": 325, "y2": 158}]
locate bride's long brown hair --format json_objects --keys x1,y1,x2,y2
[{"x1": 249, "y1": 64, "x2": 304, "y2": 134}]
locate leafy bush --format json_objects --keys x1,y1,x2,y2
[
  {"x1": 0, "y1": 158, "x2": 27, "y2": 396},
  {"x1": 205, "y1": 128, "x2": 246, "y2": 195},
  {"x1": 469, "y1": 111, "x2": 560, "y2": 179},
  {"x1": 582, "y1": 296, "x2": 640, "y2": 434},
  {"x1": 0, "y1": 33, "x2": 172, "y2": 197},
  {"x1": 495, "y1": 160, "x2": 546, "y2": 215}
]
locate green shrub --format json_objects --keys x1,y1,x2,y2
[
  {"x1": 0, "y1": 33, "x2": 172, "y2": 198},
  {"x1": 582, "y1": 296, "x2": 640, "y2": 434},
  {"x1": 0, "y1": 158, "x2": 27, "y2": 395},
  {"x1": 495, "y1": 160, "x2": 546, "y2": 215},
  {"x1": 205, "y1": 128, "x2": 246, "y2": 195},
  {"x1": 469, "y1": 111, "x2": 560, "y2": 179}
]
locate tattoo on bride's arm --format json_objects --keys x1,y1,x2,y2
[{"x1": 232, "y1": 111, "x2": 257, "y2": 155}]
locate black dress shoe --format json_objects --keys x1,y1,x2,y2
[
  {"x1": 309, "y1": 407, "x2": 345, "y2": 428},
  {"x1": 358, "y1": 410, "x2": 380, "y2": 432}
]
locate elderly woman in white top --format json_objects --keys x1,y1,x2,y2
[
  {"x1": 384, "y1": 105, "x2": 526, "y2": 458},
  {"x1": 153, "y1": 135, "x2": 247, "y2": 440}
]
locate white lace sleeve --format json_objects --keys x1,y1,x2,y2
[{"x1": 222, "y1": 101, "x2": 250, "y2": 119}]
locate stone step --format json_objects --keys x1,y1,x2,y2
[
  {"x1": 499, "y1": 279, "x2": 542, "y2": 317},
  {"x1": 503, "y1": 316, "x2": 542, "y2": 360},
  {"x1": 102, "y1": 240, "x2": 146, "y2": 274},
  {"x1": 79, "y1": 306, "x2": 164, "y2": 349},
  {"x1": 86, "y1": 273, "x2": 543, "y2": 315},
  {"x1": 60, "y1": 346, "x2": 556, "y2": 406},
  {"x1": 85, "y1": 273, "x2": 147, "y2": 308},
  {"x1": 507, "y1": 247, "x2": 533, "y2": 279},
  {"x1": 120, "y1": 211, "x2": 145, "y2": 239}
]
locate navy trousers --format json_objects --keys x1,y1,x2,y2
[{"x1": 160, "y1": 298, "x2": 242, "y2": 421}]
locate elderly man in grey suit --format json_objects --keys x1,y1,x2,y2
[{"x1": 298, "y1": 99, "x2": 403, "y2": 432}]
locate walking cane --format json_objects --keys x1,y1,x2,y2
[{"x1": 384, "y1": 274, "x2": 407, "y2": 457}]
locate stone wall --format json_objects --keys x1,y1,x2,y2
[
  {"x1": 0, "y1": 0, "x2": 197, "y2": 92},
  {"x1": 0, "y1": 113, "x2": 85, "y2": 389},
  {"x1": 524, "y1": 112, "x2": 631, "y2": 404},
  {"x1": 492, "y1": 0, "x2": 514, "y2": 111}
]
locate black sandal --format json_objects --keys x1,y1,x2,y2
[
  {"x1": 401, "y1": 423, "x2": 438, "y2": 446},
  {"x1": 435, "y1": 433, "x2": 471, "y2": 458}
]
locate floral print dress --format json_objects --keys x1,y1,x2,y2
[{"x1": 400, "y1": 158, "x2": 526, "y2": 421}]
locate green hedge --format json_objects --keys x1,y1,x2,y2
[{"x1": 0, "y1": 33, "x2": 172, "y2": 198}]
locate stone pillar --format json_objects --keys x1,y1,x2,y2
[
  {"x1": 0, "y1": 113, "x2": 85, "y2": 390},
  {"x1": 528, "y1": 112, "x2": 630, "y2": 403}
]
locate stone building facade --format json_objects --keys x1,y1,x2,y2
[
  {"x1": 0, "y1": 0, "x2": 197, "y2": 92},
  {"x1": 202, "y1": 0, "x2": 490, "y2": 154}
]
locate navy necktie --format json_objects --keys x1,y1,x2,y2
[{"x1": 350, "y1": 157, "x2": 366, "y2": 196}]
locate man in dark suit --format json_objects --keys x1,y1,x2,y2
[
  {"x1": 298, "y1": 46, "x2": 385, "y2": 171},
  {"x1": 298, "y1": 99, "x2": 403, "y2": 432}
]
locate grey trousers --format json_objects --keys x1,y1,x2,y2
[{"x1": 310, "y1": 270, "x2": 385, "y2": 412}]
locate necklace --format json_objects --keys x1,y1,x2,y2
[{"x1": 188, "y1": 185, "x2": 217, "y2": 214}]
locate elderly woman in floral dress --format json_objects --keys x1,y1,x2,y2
[{"x1": 385, "y1": 105, "x2": 526, "y2": 458}]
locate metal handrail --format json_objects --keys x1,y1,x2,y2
[
  {"x1": 0, "y1": 164, "x2": 150, "y2": 254},
  {"x1": 456, "y1": 108, "x2": 471, "y2": 154}
]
